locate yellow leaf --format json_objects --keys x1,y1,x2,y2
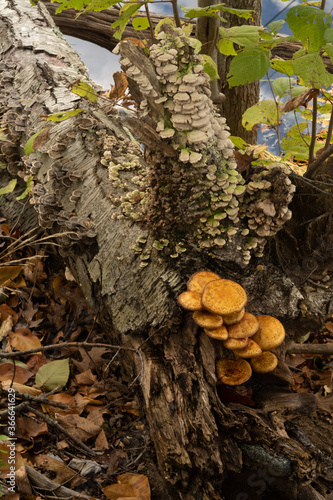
[
  {"x1": 0, "y1": 266, "x2": 22, "y2": 287},
  {"x1": 9, "y1": 328, "x2": 42, "y2": 351}
]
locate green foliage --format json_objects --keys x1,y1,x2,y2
[
  {"x1": 16, "y1": 175, "x2": 33, "y2": 201},
  {"x1": 242, "y1": 100, "x2": 280, "y2": 131},
  {"x1": 0, "y1": 179, "x2": 17, "y2": 196},
  {"x1": 71, "y1": 81, "x2": 99, "y2": 102},
  {"x1": 285, "y1": 5, "x2": 331, "y2": 52},
  {"x1": 46, "y1": 109, "x2": 83, "y2": 121},
  {"x1": 132, "y1": 17, "x2": 150, "y2": 31},
  {"x1": 202, "y1": 54, "x2": 219, "y2": 80},
  {"x1": 180, "y1": 4, "x2": 253, "y2": 20},
  {"x1": 227, "y1": 48, "x2": 270, "y2": 87},
  {"x1": 111, "y1": 3, "x2": 141, "y2": 39}
]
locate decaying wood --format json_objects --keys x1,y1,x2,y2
[{"x1": 1, "y1": 1, "x2": 333, "y2": 499}]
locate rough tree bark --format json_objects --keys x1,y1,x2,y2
[{"x1": 1, "y1": 1, "x2": 333, "y2": 500}]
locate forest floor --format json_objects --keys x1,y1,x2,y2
[{"x1": 0, "y1": 218, "x2": 332, "y2": 499}]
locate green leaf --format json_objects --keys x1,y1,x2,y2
[
  {"x1": 81, "y1": 0, "x2": 121, "y2": 14},
  {"x1": 323, "y1": 43, "x2": 333, "y2": 66},
  {"x1": 286, "y1": 5, "x2": 331, "y2": 52},
  {"x1": 324, "y1": 28, "x2": 333, "y2": 44},
  {"x1": 271, "y1": 58, "x2": 294, "y2": 77},
  {"x1": 71, "y1": 81, "x2": 98, "y2": 102},
  {"x1": 111, "y1": 3, "x2": 141, "y2": 40},
  {"x1": 216, "y1": 38, "x2": 237, "y2": 56},
  {"x1": 55, "y1": 0, "x2": 87, "y2": 13},
  {"x1": 0, "y1": 179, "x2": 17, "y2": 196},
  {"x1": 292, "y1": 50, "x2": 333, "y2": 88},
  {"x1": 272, "y1": 77, "x2": 295, "y2": 98},
  {"x1": 229, "y1": 136, "x2": 247, "y2": 149},
  {"x1": 35, "y1": 358, "x2": 70, "y2": 391},
  {"x1": 46, "y1": 109, "x2": 83, "y2": 121},
  {"x1": 16, "y1": 175, "x2": 33, "y2": 201},
  {"x1": 219, "y1": 25, "x2": 260, "y2": 47},
  {"x1": 227, "y1": 48, "x2": 270, "y2": 87},
  {"x1": 154, "y1": 17, "x2": 175, "y2": 35},
  {"x1": 24, "y1": 128, "x2": 48, "y2": 155},
  {"x1": 280, "y1": 122, "x2": 324, "y2": 160},
  {"x1": 242, "y1": 100, "x2": 280, "y2": 131},
  {"x1": 268, "y1": 20, "x2": 285, "y2": 35},
  {"x1": 180, "y1": 4, "x2": 253, "y2": 20},
  {"x1": 291, "y1": 85, "x2": 308, "y2": 97},
  {"x1": 202, "y1": 54, "x2": 219, "y2": 80},
  {"x1": 132, "y1": 17, "x2": 149, "y2": 31}
]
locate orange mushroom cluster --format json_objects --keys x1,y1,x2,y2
[{"x1": 177, "y1": 271, "x2": 285, "y2": 385}]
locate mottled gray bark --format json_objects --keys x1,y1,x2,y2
[{"x1": 1, "y1": 1, "x2": 333, "y2": 499}]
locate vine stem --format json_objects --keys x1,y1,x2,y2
[
  {"x1": 324, "y1": 104, "x2": 333, "y2": 149},
  {"x1": 171, "y1": 0, "x2": 182, "y2": 28},
  {"x1": 308, "y1": 95, "x2": 318, "y2": 165},
  {"x1": 145, "y1": 3, "x2": 156, "y2": 44},
  {"x1": 267, "y1": 72, "x2": 281, "y2": 155}
]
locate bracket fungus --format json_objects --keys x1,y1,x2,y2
[{"x1": 177, "y1": 271, "x2": 285, "y2": 385}]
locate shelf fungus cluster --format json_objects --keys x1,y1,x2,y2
[
  {"x1": 113, "y1": 27, "x2": 295, "y2": 264},
  {"x1": 178, "y1": 271, "x2": 285, "y2": 385}
]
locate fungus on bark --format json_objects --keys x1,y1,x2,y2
[
  {"x1": 216, "y1": 359, "x2": 252, "y2": 386},
  {"x1": 252, "y1": 315, "x2": 286, "y2": 351},
  {"x1": 250, "y1": 351, "x2": 278, "y2": 373}
]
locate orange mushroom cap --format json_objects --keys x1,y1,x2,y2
[
  {"x1": 223, "y1": 337, "x2": 249, "y2": 350},
  {"x1": 193, "y1": 310, "x2": 223, "y2": 329},
  {"x1": 233, "y1": 339, "x2": 262, "y2": 359},
  {"x1": 251, "y1": 315, "x2": 285, "y2": 351},
  {"x1": 227, "y1": 312, "x2": 259, "y2": 339},
  {"x1": 177, "y1": 291, "x2": 203, "y2": 311},
  {"x1": 204, "y1": 325, "x2": 229, "y2": 340},
  {"x1": 223, "y1": 307, "x2": 246, "y2": 325},
  {"x1": 187, "y1": 271, "x2": 221, "y2": 294},
  {"x1": 201, "y1": 279, "x2": 247, "y2": 317},
  {"x1": 250, "y1": 351, "x2": 278, "y2": 373},
  {"x1": 216, "y1": 359, "x2": 252, "y2": 386}
]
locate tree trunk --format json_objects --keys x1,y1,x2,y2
[
  {"x1": 216, "y1": 0, "x2": 262, "y2": 144},
  {"x1": 1, "y1": 1, "x2": 333, "y2": 499}
]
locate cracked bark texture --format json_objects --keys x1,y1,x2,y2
[{"x1": 1, "y1": 1, "x2": 333, "y2": 499}]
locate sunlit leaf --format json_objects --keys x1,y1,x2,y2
[
  {"x1": 0, "y1": 179, "x2": 17, "y2": 196},
  {"x1": 202, "y1": 54, "x2": 219, "y2": 80},
  {"x1": 16, "y1": 175, "x2": 33, "y2": 201},
  {"x1": 71, "y1": 81, "x2": 99, "y2": 102},
  {"x1": 46, "y1": 109, "x2": 83, "y2": 121},
  {"x1": 286, "y1": 5, "x2": 331, "y2": 52},
  {"x1": 132, "y1": 17, "x2": 149, "y2": 31},
  {"x1": 242, "y1": 100, "x2": 280, "y2": 131},
  {"x1": 24, "y1": 127, "x2": 51, "y2": 155},
  {"x1": 228, "y1": 48, "x2": 270, "y2": 87},
  {"x1": 181, "y1": 4, "x2": 253, "y2": 21}
]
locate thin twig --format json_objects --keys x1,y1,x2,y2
[
  {"x1": 304, "y1": 142, "x2": 333, "y2": 179},
  {"x1": 287, "y1": 342, "x2": 333, "y2": 355},
  {"x1": 308, "y1": 95, "x2": 318, "y2": 164},
  {"x1": 324, "y1": 105, "x2": 333, "y2": 149},
  {"x1": 145, "y1": 3, "x2": 156, "y2": 44},
  {"x1": 171, "y1": 0, "x2": 182, "y2": 28},
  {"x1": 23, "y1": 404, "x2": 97, "y2": 456}
]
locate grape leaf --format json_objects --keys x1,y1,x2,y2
[
  {"x1": 227, "y1": 48, "x2": 270, "y2": 87},
  {"x1": 270, "y1": 58, "x2": 294, "y2": 77},
  {"x1": 180, "y1": 4, "x2": 253, "y2": 20},
  {"x1": 286, "y1": 5, "x2": 331, "y2": 52},
  {"x1": 242, "y1": 100, "x2": 280, "y2": 131},
  {"x1": 111, "y1": 3, "x2": 141, "y2": 40},
  {"x1": 201, "y1": 55, "x2": 219, "y2": 80},
  {"x1": 219, "y1": 25, "x2": 260, "y2": 47},
  {"x1": 272, "y1": 77, "x2": 295, "y2": 98},
  {"x1": 292, "y1": 50, "x2": 333, "y2": 89},
  {"x1": 132, "y1": 17, "x2": 149, "y2": 31}
]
